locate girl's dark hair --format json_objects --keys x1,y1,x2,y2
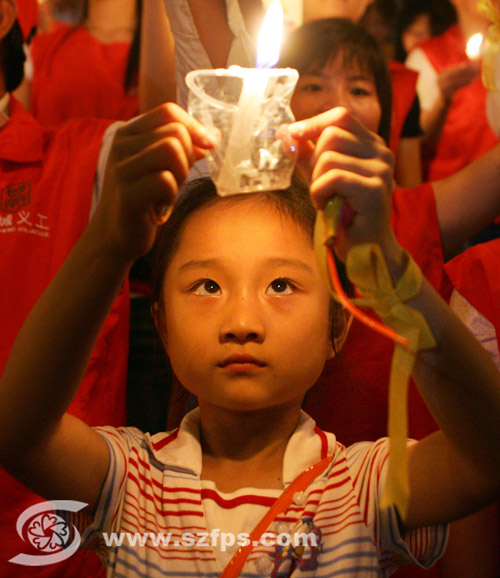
[
  {"x1": 1, "y1": 21, "x2": 26, "y2": 92},
  {"x1": 78, "y1": 0, "x2": 142, "y2": 91},
  {"x1": 394, "y1": 0, "x2": 457, "y2": 62},
  {"x1": 152, "y1": 177, "x2": 347, "y2": 350},
  {"x1": 278, "y1": 18, "x2": 392, "y2": 145}
]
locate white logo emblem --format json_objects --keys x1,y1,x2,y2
[{"x1": 9, "y1": 501, "x2": 87, "y2": 566}]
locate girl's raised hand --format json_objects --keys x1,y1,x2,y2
[
  {"x1": 98, "y1": 103, "x2": 215, "y2": 263},
  {"x1": 284, "y1": 107, "x2": 398, "y2": 259}
]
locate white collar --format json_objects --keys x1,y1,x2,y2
[{"x1": 146, "y1": 408, "x2": 339, "y2": 485}]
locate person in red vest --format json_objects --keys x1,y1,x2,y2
[
  {"x1": 406, "y1": 0, "x2": 499, "y2": 182},
  {"x1": 0, "y1": 1, "x2": 129, "y2": 576},
  {"x1": 302, "y1": 0, "x2": 424, "y2": 188},
  {"x1": 394, "y1": 0, "x2": 458, "y2": 63},
  {"x1": 18, "y1": 0, "x2": 140, "y2": 125}
]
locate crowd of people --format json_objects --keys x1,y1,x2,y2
[{"x1": 1, "y1": 1, "x2": 500, "y2": 577}]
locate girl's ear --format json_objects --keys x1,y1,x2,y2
[{"x1": 0, "y1": 0, "x2": 17, "y2": 41}]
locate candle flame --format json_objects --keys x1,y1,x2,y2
[
  {"x1": 466, "y1": 33, "x2": 483, "y2": 59},
  {"x1": 256, "y1": 0, "x2": 284, "y2": 69}
]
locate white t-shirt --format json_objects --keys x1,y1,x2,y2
[
  {"x1": 405, "y1": 47, "x2": 440, "y2": 112},
  {"x1": 79, "y1": 409, "x2": 448, "y2": 577},
  {"x1": 162, "y1": 0, "x2": 257, "y2": 111}
]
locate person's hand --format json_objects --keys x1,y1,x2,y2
[
  {"x1": 438, "y1": 62, "x2": 480, "y2": 104},
  {"x1": 98, "y1": 103, "x2": 214, "y2": 263},
  {"x1": 283, "y1": 107, "x2": 397, "y2": 259}
]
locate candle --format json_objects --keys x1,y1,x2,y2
[
  {"x1": 216, "y1": 0, "x2": 287, "y2": 194},
  {"x1": 186, "y1": 1, "x2": 299, "y2": 196},
  {"x1": 466, "y1": 33, "x2": 484, "y2": 60}
]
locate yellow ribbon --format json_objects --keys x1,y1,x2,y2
[
  {"x1": 314, "y1": 198, "x2": 353, "y2": 353},
  {"x1": 314, "y1": 199, "x2": 437, "y2": 521},
  {"x1": 478, "y1": 0, "x2": 500, "y2": 90},
  {"x1": 345, "y1": 244, "x2": 436, "y2": 520}
]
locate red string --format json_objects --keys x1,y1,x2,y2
[
  {"x1": 219, "y1": 456, "x2": 333, "y2": 578},
  {"x1": 326, "y1": 246, "x2": 409, "y2": 347}
]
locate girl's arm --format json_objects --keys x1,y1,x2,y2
[
  {"x1": 287, "y1": 107, "x2": 500, "y2": 530},
  {"x1": 139, "y1": 0, "x2": 263, "y2": 111},
  {"x1": 139, "y1": 0, "x2": 177, "y2": 111},
  {"x1": 0, "y1": 103, "x2": 214, "y2": 512}
]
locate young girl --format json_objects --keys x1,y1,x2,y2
[{"x1": 1, "y1": 101, "x2": 500, "y2": 577}]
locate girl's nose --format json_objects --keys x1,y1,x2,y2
[{"x1": 219, "y1": 294, "x2": 265, "y2": 344}]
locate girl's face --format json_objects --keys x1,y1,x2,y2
[
  {"x1": 402, "y1": 14, "x2": 431, "y2": 54},
  {"x1": 291, "y1": 55, "x2": 382, "y2": 133},
  {"x1": 161, "y1": 198, "x2": 333, "y2": 413}
]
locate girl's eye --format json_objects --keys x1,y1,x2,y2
[
  {"x1": 194, "y1": 280, "x2": 221, "y2": 296},
  {"x1": 349, "y1": 84, "x2": 374, "y2": 97},
  {"x1": 301, "y1": 83, "x2": 323, "y2": 93},
  {"x1": 266, "y1": 278, "x2": 295, "y2": 295}
]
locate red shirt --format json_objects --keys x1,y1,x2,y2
[
  {"x1": 0, "y1": 97, "x2": 128, "y2": 577},
  {"x1": 30, "y1": 22, "x2": 139, "y2": 125}
]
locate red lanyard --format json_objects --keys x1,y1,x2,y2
[{"x1": 219, "y1": 454, "x2": 334, "y2": 578}]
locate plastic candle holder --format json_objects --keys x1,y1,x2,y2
[{"x1": 186, "y1": 65, "x2": 299, "y2": 197}]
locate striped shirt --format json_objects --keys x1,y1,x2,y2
[{"x1": 81, "y1": 410, "x2": 447, "y2": 577}]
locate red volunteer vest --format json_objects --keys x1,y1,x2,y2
[
  {"x1": 30, "y1": 22, "x2": 139, "y2": 125},
  {"x1": 0, "y1": 98, "x2": 128, "y2": 577},
  {"x1": 420, "y1": 25, "x2": 499, "y2": 181}
]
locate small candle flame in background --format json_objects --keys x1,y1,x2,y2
[
  {"x1": 466, "y1": 33, "x2": 484, "y2": 60},
  {"x1": 256, "y1": 0, "x2": 284, "y2": 69}
]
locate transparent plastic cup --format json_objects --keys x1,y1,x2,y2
[{"x1": 186, "y1": 66, "x2": 299, "y2": 196}]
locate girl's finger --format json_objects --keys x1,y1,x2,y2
[
  {"x1": 116, "y1": 133, "x2": 192, "y2": 190},
  {"x1": 117, "y1": 102, "x2": 216, "y2": 150},
  {"x1": 311, "y1": 125, "x2": 390, "y2": 175},
  {"x1": 311, "y1": 168, "x2": 388, "y2": 209},
  {"x1": 312, "y1": 149, "x2": 394, "y2": 184},
  {"x1": 118, "y1": 170, "x2": 181, "y2": 216},
  {"x1": 288, "y1": 107, "x2": 378, "y2": 144},
  {"x1": 113, "y1": 122, "x2": 196, "y2": 168}
]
